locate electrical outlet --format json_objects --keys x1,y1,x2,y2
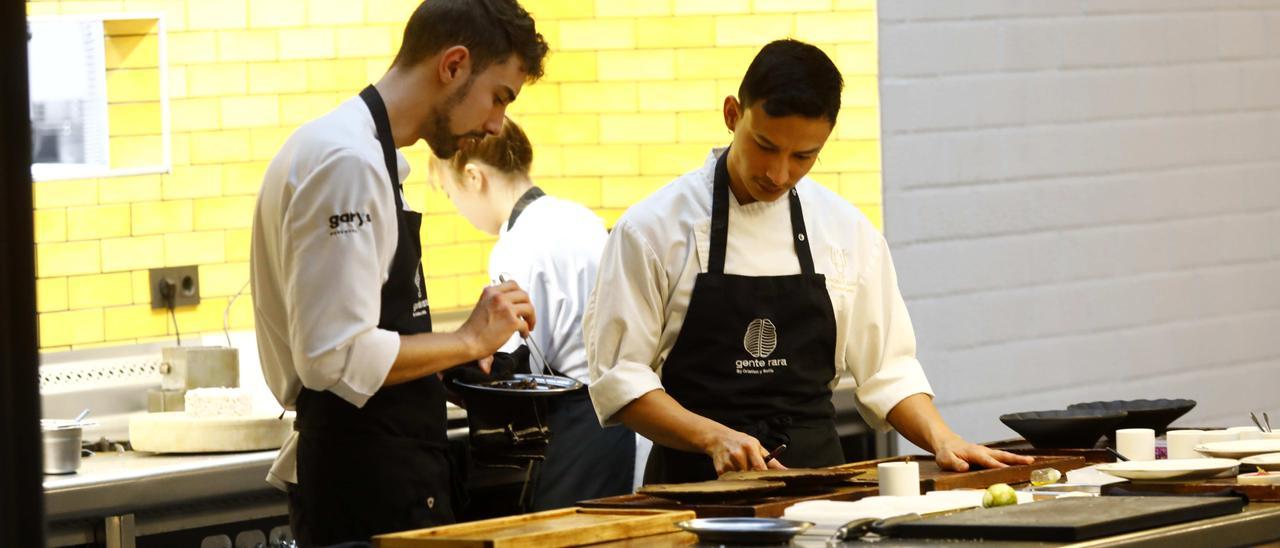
[{"x1": 150, "y1": 265, "x2": 201, "y2": 309}]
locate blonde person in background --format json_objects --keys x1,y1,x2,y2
[{"x1": 430, "y1": 117, "x2": 638, "y2": 509}]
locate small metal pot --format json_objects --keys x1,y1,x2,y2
[{"x1": 41, "y1": 419, "x2": 84, "y2": 475}]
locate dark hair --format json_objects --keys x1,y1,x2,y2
[
  {"x1": 392, "y1": 0, "x2": 549, "y2": 81},
  {"x1": 738, "y1": 39, "x2": 843, "y2": 124},
  {"x1": 443, "y1": 116, "x2": 533, "y2": 176}
]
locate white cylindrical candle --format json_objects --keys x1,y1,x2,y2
[
  {"x1": 1165, "y1": 429, "x2": 1205, "y2": 460},
  {"x1": 878, "y1": 461, "x2": 921, "y2": 497},
  {"x1": 1116, "y1": 428, "x2": 1156, "y2": 461}
]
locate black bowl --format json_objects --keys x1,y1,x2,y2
[
  {"x1": 999, "y1": 409, "x2": 1129, "y2": 449},
  {"x1": 1066, "y1": 399, "x2": 1196, "y2": 435}
]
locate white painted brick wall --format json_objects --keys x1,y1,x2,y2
[{"x1": 878, "y1": 1, "x2": 1280, "y2": 448}]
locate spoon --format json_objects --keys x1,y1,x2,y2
[{"x1": 73, "y1": 408, "x2": 91, "y2": 424}]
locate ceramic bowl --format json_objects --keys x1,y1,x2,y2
[
  {"x1": 999, "y1": 409, "x2": 1129, "y2": 449},
  {"x1": 1066, "y1": 399, "x2": 1196, "y2": 435}
]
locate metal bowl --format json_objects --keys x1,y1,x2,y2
[{"x1": 676, "y1": 517, "x2": 814, "y2": 545}]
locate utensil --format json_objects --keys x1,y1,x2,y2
[
  {"x1": 1251, "y1": 412, "x2": 1266, "y2": 433},
  {"x1": 496, "y1": 274, "x2": 557, "y2": 377},
  {"x1": 828, "y1": 507, "x2": 978, "y2": 542},
  {"x1": 1265, "y1": 412, "x2": 1272, "y2": 433},
  {"x1": 763, "y1": 443, "x2": 787, "y2": 464},
  {"x1": 1105, "y1": 447, "x2": 1130, "y2": 462},
  {"x1": 73, "y1": 408, "x2": 90, "y2": 424}
]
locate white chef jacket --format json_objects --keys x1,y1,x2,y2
[
  {"x1": 585, "y1": 147, "x2": 934, "y2": 431},
  {"x1": 251, "y1": 96, "x2": 413, "y2": 489},
  {"x1": 489, "y1": 194, "x2": 607, "y2": 383}
]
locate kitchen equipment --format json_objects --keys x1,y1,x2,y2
[
  {"x1": 762, "y1": 443, "x2": 786, "y2": 464},
  {"x1": 450, "y1": 373, "x2": 583, "y2": 461},
  {"x1": 675, "y1": 517, "x2": 812, "y2": 545},
  {"x1": 41, "y1": 419, "x2": 86, "y2": 474},
  {"x1": 1105, "y1": 447, "x2": 1131, "y2": 462},
  {"x1": 1252, "y1": 412, "x2": 1268, "y2": 433},
  {"x1": 835, "y1": 455, "x2": 1088, "y2": 492},
  {"x1": 718, "y1": 467, "x2": 865, "y2": 487},
  {"x1": 580, "y1": 484, "x2": 878, "y2": 518},
  {"x1": 638, "y1": 480, "x2": 785, "y2": 503},
  {"x1": 129, "y1": 411, "x2": 293, "y2": 453},
  {"x1": 1195, "y1": 439, "x2": 1280, "y2": 459},
  {"x1": 149, "y1": 345, "x2": 240, "y2": 412},
  {"x1": 1095, "y1": 458, "x2": 1240, "y2": 482},
  {"x1": 986, "y1": 438, "x2": 1115, "y2": 463},
  {"x1": 1067, "y1": 399, "x2": 1196, "y2": 435},
  {"x1": 372, "y1": 507, "x2": 694, "y2": 547},
  {"x1": 999, "y1": 409, "x2": 1128, "y2": 449},
  {"x1": 886, "y1": 495, "x2": 1242, "y2": 542}
]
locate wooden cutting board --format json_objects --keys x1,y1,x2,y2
[
  {"x1": 579, "y1": 484, "x2": 879, "y2": 518},
  {"x1": 835, "y1": 455, "x2": 1086, "y2": 492},
  {"x1": 129, "y1": 412, "x2": 293, "y2": 453},
  {"x1": 373, "y1": 508, "x2": 694, "y2": 548}
]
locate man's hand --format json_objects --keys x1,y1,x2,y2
[
  {"x1": 933, "y1": 436, "x2": 1034, "y2": 472},
  {"x1": 457, "y1": 281, "x2": 535, "y2": 357},
  {"x1": 701, "y1": 427, "x2": 774, "y2": 475}
]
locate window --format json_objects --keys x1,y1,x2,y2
[
  {"x1": 27, "y1": 15, "x2": 169, "y2": 182},
  {"x1": 28, "y1": 19, "x2": 110, "y2": 178}
]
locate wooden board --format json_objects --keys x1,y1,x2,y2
[
  {"x1": 986, "y1": 438, "x2": 1115, "y2": 464},
  {"x1": 1101, "y1": 479, "x2": 1280, "y2": 501},
  {"x1": 128, "y1": 412, "x2": 293, "y2": 453},
  {"x1": 579, "y1": 484, "x2": 879, "y2": 518},
  {"x1": 373, "y1": 508, "x2": 694, "y2": 548},
  {"x1": 834, "y1": 455, "x2": 1087, "y2": 492}
]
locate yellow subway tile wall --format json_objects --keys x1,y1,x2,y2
[{"x1": 28, "y1": 0, "x2": 881, "y2": 352}]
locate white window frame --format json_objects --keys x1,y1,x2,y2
[{"x1": 27, "y1": 13, "x2": 170, "y2": 182}]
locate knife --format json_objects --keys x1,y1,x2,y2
[{"x1": 827, "y1": 507, "x2": 979, "y2": 542}]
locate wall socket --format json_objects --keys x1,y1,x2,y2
[{"x1": 150, "y1": 265, "x2": 201, "y2": 309}]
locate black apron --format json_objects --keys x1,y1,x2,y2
[
  {"x1": 502, "y1": 187, "x2": 636, "y2": 509},
  {"x1": 644, "y1": 149, "x2": 843, "y2": 484},
  {"x1": 290, "y1": 85, "x2": 451, "y2": 547}
]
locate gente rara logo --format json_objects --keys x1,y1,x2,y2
[{"x1": 329, "y1": 211, "x2": 372, "y2": 236}]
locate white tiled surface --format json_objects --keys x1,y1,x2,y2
[{"x1": 878, "y1": 1, "x2": 1280, "y2": 449}]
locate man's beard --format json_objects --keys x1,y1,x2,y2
[{"x1": 425, "y1": 75, "x2": 486, "y2": 159}]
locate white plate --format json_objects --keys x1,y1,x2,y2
[
  {"x1": 1195, "y1": 439, "x2": 1280, "y2": 459},
  {"x1": 1095, "y1": 458, "x2": 1240, "y2": 482},
  {"x1": 1241, "y1": 452, "x2": 1280, "y2": 471}
]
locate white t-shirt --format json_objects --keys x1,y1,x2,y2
[
  {"x1": 251, "y1": 96, "x2": 413, "y2": 489},
  {"x1": 584, "y1": 148, "x2": 934, "y2": 431},
  {"x1": 489, "y1": 194, "x2": 607, "y2": 383}
]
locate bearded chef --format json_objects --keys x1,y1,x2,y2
[{"x1": 583, "y1": 39, "x2": 1033, "y2": 484}]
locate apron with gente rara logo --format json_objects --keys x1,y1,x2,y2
[{"x1": 644, "y1": 148, "x2": 843, "y2": 484}]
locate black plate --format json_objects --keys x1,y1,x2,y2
[
  {"x1": 1066, "y1": 399, "x2": 1196, "y2": 435},
  {"x1": 676, "y1": 518, "x2": 813, "y2": 545},
  {"x1": 999, "y1": 409, "x2": 1128, "y2": 449}
]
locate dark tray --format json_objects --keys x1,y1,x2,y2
[{"x1": 891, "y1": 495, "x2": 1243, "y2": 542}]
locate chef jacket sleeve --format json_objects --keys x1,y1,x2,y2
[
  {"x1": 281, "y1": 150, "x2": 401, "y2": 408},
  {"x1": 585, "y1": 220, "x2": 668, "y2": 426},
  {"x1": 845, "y1": 232, "x2": 934, "y2": 430}
]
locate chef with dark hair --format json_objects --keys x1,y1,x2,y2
[{"x1": 584, "y1": 39, "x2": 1033, "y2": 484}]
